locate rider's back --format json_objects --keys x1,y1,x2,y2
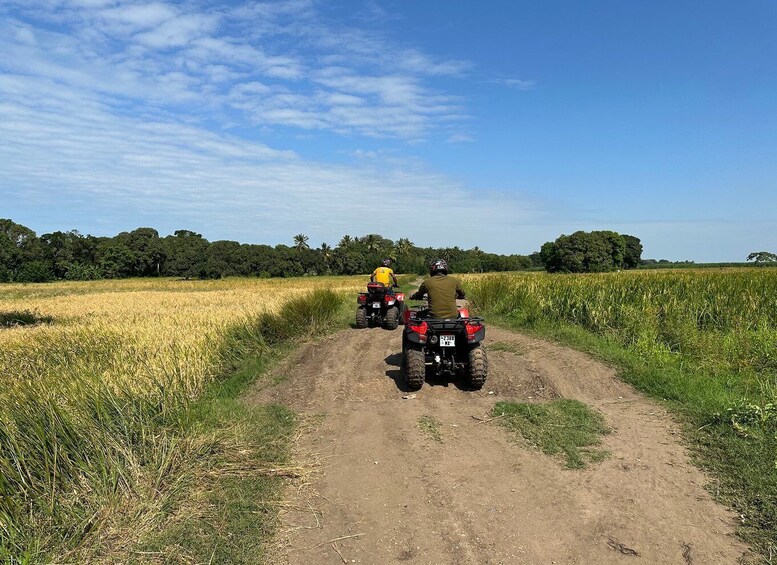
[{"x1": 420, "y1": 274, "x2": 461, "y2": 319}]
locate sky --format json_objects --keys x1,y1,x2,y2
[{"x1": 1, "y1": 0, "x2": 775, "y2": 261}]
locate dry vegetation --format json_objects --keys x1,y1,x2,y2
[
  {"x1": 1, "y1": 277, "x2": 361, "y2": 396},
  {"x1": 0, "y1": 276, "x2": 362, "y2": 561}
]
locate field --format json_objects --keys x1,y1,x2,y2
[
  {"x1": 464, "y1": 269, "x2": 777, "y2": 402},
  {"x1": 0, "y1": 276, "x2": 362, "y2": 561},
  {"x1": 2, "y1": 269, "x2": 777, "y2": 562},
  {"x1": 465, "y1": 268, "x2": 777, "y2": 555}
]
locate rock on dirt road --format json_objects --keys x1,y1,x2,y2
[{"x1": 246, "y1": 325, "x2": 749, "y2": 564}]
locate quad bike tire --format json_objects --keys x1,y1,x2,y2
[
  {"x1": 356, "y1": 306, "x2": 367, "y2": 329},
  {"x1": 404, "y1": 346, "x2": 425, "y2": 390},
  {"x1": 383, "y1": 306, "x2": 399, "y2": 330},
  {"x1": 467, "y1": 345, "x2": 488, "y2": 389}
]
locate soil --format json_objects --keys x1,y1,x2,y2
[{"x1": 246, "y1": 322, "x2": 751, "y2": 564}]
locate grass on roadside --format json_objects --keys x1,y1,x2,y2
[
  {"x1": 493, "y1": 399, "x2": 610, "y2": 469},
  {"x1": 418, "y1": 415, "x2": 443, "y2": 442},
  {"x1": 0, "y1": 286, "x2": 349, "y2": 564},
  {"x1": 487, "y1": 341, "x2": 525, "y2": 355},
  {"x1": 129, "y1": 289, "x2": 352, "y2": 564},
  {"x1": 487, "y1": 315, "x2": 777, "y2": 557}
]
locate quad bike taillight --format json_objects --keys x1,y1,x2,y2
[
  {"x1": 383, "y1": 294, "x2": 396, "y2": 306},
  {"x1": 465, "y1": 321, "x2": 483, "y2": 341},
  {"x1": 357, "y1": 294, "x2": 367, "y2": 304},
  {"x1": 407, "y1": 320, "x2": 428, "y2": 342}
]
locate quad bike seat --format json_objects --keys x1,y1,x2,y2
[{"x1": 367, "y1": 282, "x2": 387, "y2": 294}]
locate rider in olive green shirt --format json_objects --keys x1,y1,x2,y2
[{"x1": 411, "y1": 259, "x2": 465, "y2": 319}]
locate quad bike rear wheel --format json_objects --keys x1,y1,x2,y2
[
  {"x1": 404, "y1": 346, "x2": 425, "y2": 390},
  {"x1": 383, "y1": 306, "x2": 399, "y2": 330},
  {"x1": 467, "y1": 345, "x2": 488, "y2": 389},
  {"x1": 356, "y1": 306, "x2": 367, "y2": 329}
]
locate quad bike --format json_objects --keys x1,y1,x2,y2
[
  {"x1": 356, "y1": 283, "x2": 406, "y2": 330},
  {"x1": 402, "y1": 304, "x2": 488, "y2": 390}
]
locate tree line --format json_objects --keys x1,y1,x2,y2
[
  {"x1": 0, "y1": 219, "x2": 546, "y2": 282},
  {"x1": 0, "y1": 218, "x2": 655, "y2": 282}
]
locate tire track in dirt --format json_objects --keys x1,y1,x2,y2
[{"x1": 247, "y1": 325, "x2": 750, "y2": 564}]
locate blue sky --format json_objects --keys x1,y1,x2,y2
[{"x1": 1, "y1": 0, "x2": 775, "y2": 261}]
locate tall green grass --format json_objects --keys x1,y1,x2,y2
[
  {"x1": 469, "y1": 270, "x2": 777, "y2": 386},
  {"x1": 467, "y1": 269, "x2": 777, "y2": 556},
  {"x1": 0, "y1": 289, "x2": 344, "y2": 563}
]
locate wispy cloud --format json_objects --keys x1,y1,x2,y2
[
  {"x1": 491, "y1": 78, "x2": 537, "y2": 90},
  {"x1": 0, "y1": 1, "x2": 545, "y2": 249},
  {"x1": 1, "y1": 71, "x2": 534, "y2": 246},
  {"x1": 0, "y1": 0, "x2": 469, "y2": 138}
]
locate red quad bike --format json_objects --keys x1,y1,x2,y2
[
  {"x1": 402, "y1": 305, "x2": 488, "y2": 390},
  {"x1": 356, "y1": 283, "x2": 406, "y2": 330}
]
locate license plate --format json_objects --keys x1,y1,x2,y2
[
  {"x1": 440, "y1": 335, "x2": 455, "y2": 347},
  {"x1": 372, "y1": 303, "x2": 381, "y2": 309}
]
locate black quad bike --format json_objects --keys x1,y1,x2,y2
[
  {"x1": 402, "y1": 305, "x2": 488, "y2": 390},
  {"x1": 356, "y1": 283, "x2": 406, "y2": 330}
]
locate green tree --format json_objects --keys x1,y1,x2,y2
[
  {"x1": 124, "y1": 228, "x2": 165, "y2": 276},
  {"x1": 97, "y1": 241, "x2": 135, "y2": 278},
  {"x1": 15, "y1": 260, "x2": 54, "y2": 283},
  {"x1": 540, "y1": 230, "x2": 640, "y2": 273},
  {"x1": 539, "y1": 241, "x2": 562, "y2": 272},
  {"x1": 0, "y1": 219, "x2": 39, "y2": 280},
  {"x1": 622, "y1": 235, "x2": 643, "y2": 268},
  {"x1": 746, "y1": 251, "x2": 777, "y2": 266},
  {"x1": 204, "y1": 241, "x2": 244, "y2": 278},
  {"x1": 320, "y1": 243, "x2": 332, "y2": 273},
  {"x1": 162, "y1": 230, "x2": 208, "y2": 278},
  {"x1": 395, "y1": 238, "x2": 414, "y2": 256}
]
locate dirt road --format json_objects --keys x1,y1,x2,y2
[{"x1": 247, "y1": 324, "x2": 749, "y2": 564}]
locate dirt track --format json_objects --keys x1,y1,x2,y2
[{"x1": 247, "y1": 323, "x2": 750, "y2": 564}]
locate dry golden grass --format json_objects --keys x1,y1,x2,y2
[
  {"x1": 0, "y1": 276, "x2": 364, "y2": 560},
  {"x1": 0, "y1": 276, "x2": 364, "y2": 397}
]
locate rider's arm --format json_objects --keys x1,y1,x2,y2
[
  {"x1": 370, "y1": 268, "x2": 377, "y2": 283},
  {"x1": 455, "y1": 280, "x2": 466, "y2": 299},
  {"x1": 410, "y1": 281, "x2": 427, "y2": 301},
  {"x1": 391, "y1": 272, "x2": 398, "y2": 287}
]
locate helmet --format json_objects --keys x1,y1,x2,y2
[
  {"x1": 429, "y1": 258, "x2": 448, "y2": 275},
  {"x1": 381, "y1": 258, "x2": 392, "y2": 267}
]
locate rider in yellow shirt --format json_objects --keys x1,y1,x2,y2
[{"x1": 371, "y1": 258, "x2": 398, "y2": 289}]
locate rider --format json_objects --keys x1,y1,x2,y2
[
  {"x1": 411, "y1": 259, "x2": 465, "y2": 319},
  {"x1": 371, "y1": 258, "x2": 398, "y2": 291}
]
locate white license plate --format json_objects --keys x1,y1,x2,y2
[
  {"x1": 372, "y1": 303, "x2": 381, "y2": 309},
  {"x1": 440, "y1": 335, "x2": 456, "y2": 347}
]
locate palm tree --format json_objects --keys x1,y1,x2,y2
[
  {"x1": 395, "y1": 237, "x2": 414, "y2": 256},
  {"x1": 319, "y1": 243, "x2": 332, "y2": 274},
  {"x1": 293, "y1": 233, "x2": 309, "y2": 252},
  {"x1": 363, "y1": 234, "x2": 380, "y2": 252},
  {"x1": 473, "y1": 246, "x2": 484, "y2": 273},
  {"x1": 320, "y1": 242, "x2": 332, "y2": 264},
  {"x1": 338, "y1": 235, "x2": 352, "y2": 249}
]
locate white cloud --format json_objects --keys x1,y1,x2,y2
[
  {"x1": 493, "y1": 78, "x2": 536, "y2": 90},
  {"x1": 134, "y1": 13, "x2": 218, "y2": 48},
  {"x1": 0, "y1": 1, "x2": 470, "y2": 139},
  {"x1": 101, "y1": 3, "x2": 177, "y2": 29},
  {"x1": 0, "y1": 70, "x2": 535, "y2": 248},
  {"x1": 0, "y1": 1, "x2": 535, "y2": 248}
]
